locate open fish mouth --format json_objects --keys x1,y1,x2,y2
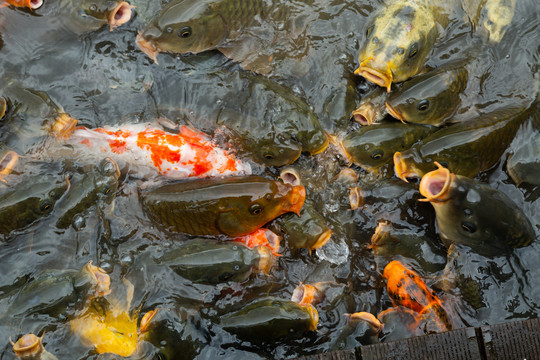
[
  {"x1": 369, "y1": 220, "x2": 390, "y2": 249},
  {"x1": 280, "y1": 167, "x2": 302, "y2": 187},
  {"x1": 419, "y1": 162, "x2": 453, "y2": 203},
  {"x1": 309, "y1": 133, "x2": 330, "y2": 155},
  {"x1": 108, "y1": 2, "x2": 134, "y2": 31},
  {"x1": 84, "y1": 261, "x2": 112, "y2": 297},
  {"x1": 0, "y1": 97, "x2": 6, "y2": 119},
  {"x1": 0, "y1": 150, "x2": 19, "y2": 183},
  {"x1": 28, "y1": 0, "x2": 43, "y2": 9},
  {"x1": 355, "y1": 63, "x2": 393, "y2": 92},
  {"x1": 136, "y1": 32, "x2": 160, "y2": 64},
  {"x1": 351, "y1": 104, "x2": 375, "y2": 125},
  {"x1": 385, "y1": 101, "x2": 404, "y2": 123},
  {"x1": 284, "y1": 185, "x2": 306, "y2": 215},
  {"x1": 139, "y1": 309, "x2": 159, "y2": 334},
  {"x1": 347, "y1": 312, "x2": 383, "y2": 332},
  {"x1": 11, "y1": 334, "x2": 43, "y2": 357},
  {"x1": 292, "y1": 283, "x2": 321, "y2": 306},
  {"x1": 311, "y1": 229, "x2": 332, "y2": 250},
  {"x1": 51, "y1": 113, "x2": 78, "y2": 140},
  {"x1": 393, "y1": 151, "x2": 420, "y2": 182}
]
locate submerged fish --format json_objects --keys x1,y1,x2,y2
[
  {"x1": 385, "y1": 63, "x2": 469, "y2": 126},
  {"x1": 220, "y1": 298, "x2": 318, "y2": 341},
  {"x1": 339, "y1": 122, "x2": 435, "y2": 176},
  {"x1": 394, "y1": 106, "x2": 527, "y2": 181},
  {"x1": 383, "y1": 260, "x2": 452, "y2": 331},
  {"x1": 141, "y1": 176, "x2": 305, "y2": 237},
  {"x1": 136, "y1": 0, "x2": 309, "y2": 73},
  {"x1": 0, "y1": 174, "x2": 69, "y2": 237},
  {"x1": 11, "y1": 334, "x2": 58, "y2": 360},
  {"x1": 0, "y1": 261, "x2": 110, "y2": 319},
  {"x1": 58, "y1": 124, "x2": 251, "y2": 179},
  {"x1": 419, "y1": 164, "x2": 535, "y2": 254},
  {"x1": 54, "y1": 158, "x2": 120, "y2": 229},
  {"x1": 234, "y1": 228, "x2": 281, "y2": 256},
  {"x1": 482, "y1": 0, "x2": 516, "y2": 44},
  {"x1": 158, "y1": 239, "x2": 274, "y2": 284},
  {"x1": 355, "y1": 0, "x2": 450, "y2": 90}
]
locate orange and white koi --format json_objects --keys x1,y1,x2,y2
[
  {"x1": 234, "y1": 228, "x2": 281, "y2": 256},
  {"x1": 1, "y1": 0, "x2": 42, "y2": 9},
  {"x1": 62, "y1": 124, "x2": 251, "y2": 179}
]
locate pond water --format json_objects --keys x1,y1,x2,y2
[{"x1": 0, "y1": 0, "x2": 539, "y2": 358}]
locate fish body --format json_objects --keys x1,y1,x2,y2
[
  {"x1": 355, "y1": 0, "x2": 446, "y2": 90},
  {"x1": 61, "y1": 124, "x2": 251, "y2": 179},
  {"x1": 507, "y1": 112, "x2": 540, "y2": 186},
  {"x1": 419, "y1": 166, "x2": 535, "y2": 254},
  {"x1": 136, "y1": 0, "x2": 302, "y2": 72},
  {"x1": 383, "y1": 261, "x2": 451, "y2": 331},
  {"x1": 139, "y1": 307, "x2": 208, "y2": 359},
  {"x1": 158, "y1": 239, "x2": 273, "y2": 284},
  {"x1": 394, "y1": 107, "x2": 527, "y2": 180},
  {"x1": 341, "y1": 122, "x2": 435, "y2": 176},
  {"x1": 220, "y1": 298, "x2": 318, "y2": 341},
  {"x1": 385, "y1": 64, "x2": 469, "y2": 126},
  {"x1": 1, "y1": 0, "x2": 42, "y2": 9},
  {"x1": 141, "y1": 176, "x2": 305, "y2": 237},
  {"x1": 54, "y1": 158, "x2": 120, "y2": 229},
  {"x1": 1, "y1": 262, "x2": 110, "y2": 319},
  {"x1": 0, "y1": 174, "x2": 69, "y2": 237}
]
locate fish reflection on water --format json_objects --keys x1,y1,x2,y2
[{"x1": 0, "y1": 0, "x2": 539, "y2": 358}]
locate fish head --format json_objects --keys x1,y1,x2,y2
[
  {"x1": 383, "y1": 260, "x2": 434, "y2": 312},
  {"x1": 138, "y1": 0, "x2": 226, "y2": 62},
  {"x1": 386, "y1": 70, "x2": 463, "y2": 126},
  {"x1": 350, "y1": 87, "x2": 387, "y2": 125},
  {"x1": 356, "y1": 2, "x2": 437, "y2": 90},
  {"x1": 393, "y1": 148, "x2": 430, "y2": 182},
  {"x1": 281, "y1": 204, "x2": 332, "y2": 250},
  {"x1": 216, "y1": 179, "x2": 305, "y2": 237},
  {"x1": 248, "y1": 132, "x2": 303, "y2": 166},
  {"x1": 11, "y1": 334, "x2": 44, "y2": 358},
  {"x1": 94, "y1": 157, "x2": 120, "y2": 204},
  {"x1": 78, "y1": 0, "x2": 133, "y2": 30}
]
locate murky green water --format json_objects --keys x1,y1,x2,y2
[{"x1": 0, "y1": 0, "x2": 539, "y2": 358}]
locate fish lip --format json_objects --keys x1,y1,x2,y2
[
  {"x1": 419, "y1": 162, "x2": 453, "y2": 203},
  {"x1": 309, "y1": 135, "x2": 330, "y2": 155},
  {"x1": 284, "y1": 185, "x2": 306, "y2": 216},
  {"x1": 264, "y1": 229, "x2": 281, "y2": 256},
  {"x1": 346, "y1": 312, "x2": 383, "y2": 332},
  {"x1": 385, "y1": 101, "x2": 405, "y2": 123},
  {"x1": 256, "y1": 245, "x2": 274, "y2": 275},
  {"x1": 311, "y1": 229, "x2": 332, "y2": 250},
  {"x1": 393, "y1": 151, "x2": 419, "y2": 182},
  {"x1": 355, "y1": 65, "x2": 392, "y2": 92},
  {"x1": 351, "y1": 104, "x2": 375, "y2": 125},
  {"x1": 136, "y1": 31, "x2": 160, "y2": 64},
  {"x1": 279, "y1": 167, "x2": 301, "y2": 187},
  {"x1": 292, "y1": 283, "x2": 323, "y2": 306},
  {"x1": 108, "y1": 2, "x2": 134, "y2": 31},
  {"x1": 349, "y1": 186, "x2": 363, "y2": 210},
  {"x1": 139, "y1": 309, "x2": 159, "y2": 334},
  {"x1": 28, "y1": 0, "x2": 43, "y2": 9},
  {"x1": 11, "y1": 334, "x2": 43, "y2": 356},
  {"x1": 84, "y1": 260, "x2": 112, "y2": 297},
  {"x1": 300, "y1": 304, "x2": 319, "y2": 331},
  {"x1": 329, "y1": 135, "x2": 352, "y2": 165},
  {"x1": 51, "y1": 113, "x2": 78, "y2": 140},
  {"x1": 0, "y1": 150, "x2": 19, "y2": 180},
  {"x1": 0, "y1": 97, "x2": 6, "y2": 119},
  {"x1": 369, "y1": 220, "x2": 390, "y2": 249}
]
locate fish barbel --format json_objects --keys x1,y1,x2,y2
[{"x1": 61, "y1": 124, "x2": 251, "y2": 179}]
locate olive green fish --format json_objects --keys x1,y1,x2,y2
[
  {"x1": 419, "y1": 165, "x2": 535, "y2": 255},
  {"x1": 340, "y1": 122, "x2": 435, "y2": 176},
  {"x1": 350, "y1": 87, "x2": 388, "y2": 125},
  {"x1": 55, "y1": 158, "x2": 120, "y2": 229},
  {"x1": 0, "y1": 174, "x2": 69, "y2": 237},
  {"x1": 158, "y1": 239, "x2": 274, "y2": 284},
  {"x1": 220, "y1": 298, "x2": 318, "y2": 341},
  {"x1": 136, "y1": 0, "x2": 309, "y2": 73},
  {"x1": 394, "y1": 107, "x2": 528, "y2": 180},
  {"x1": 385, "y1": 63, "x2": 469, "y2": 126},
  {"x1": 355, "y1": 0, "x2": 450, "y2": 91},
  {"x1": 141, "y1": 176, "x2": 306, "y2": 237}
]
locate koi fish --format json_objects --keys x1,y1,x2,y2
[
  {"x1": 60, "y1": 124, "x2": 251, "y2": 179},
  {"x1": 1, "y1": 0, "x2": 42, "y2": 10}
]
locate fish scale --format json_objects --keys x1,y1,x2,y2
[{"x1": 215, "y1": 0, "x2": 275, "y2": 30}]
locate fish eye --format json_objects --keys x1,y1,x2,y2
[
  {"x1": 397, "y1": 47, "x2": 405, "y2": 55},
  {"x1": 264, "y1": 153, "x2": 274, "y2": 160},
  {"x1": 365, "y1": 25, "x2": 374, "y2": 38},
  {"x1": 461, "y1": 221, "x2": 477, "y2": 233},
  {"x1": 417, "y1": 99, "x2": 429, "y2": 111},
  {"x1": 265, "y1": 194, "x2": 272, "y2": 201},
  {"x1": 409, "y1": 44, "x2": 418, "y2": 58},
  {"x1": 371, "y1": 149, "x2": 384, "y2": 160},
  {"x1": 453, "y1": 259, "x2": 458, "y2": 267},
  {"x1": 249, "y1": 204, "x2": 263, "y2": 215},
  {"x1": 178, "y1": 26, "x2": 192, "y2": 38},
  {"x1": 272, "y1": 300, "x2": 282, "y2": 307},
  {"x1": 40, "y1": 200, "x2": 52, "y2": 212},
  {"x1": 486, "y1": 20, "x2": 493, "y2": 26},
  {"x1": 89, "y1": 4, "x2": 97, "y2": 11},
  {"x1": 102, "y1": 186, "x2": 112, "y2": 195}
]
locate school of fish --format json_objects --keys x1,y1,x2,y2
[{"x1": 0, "y1": 0, "x2": 539, "y2": 358}]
